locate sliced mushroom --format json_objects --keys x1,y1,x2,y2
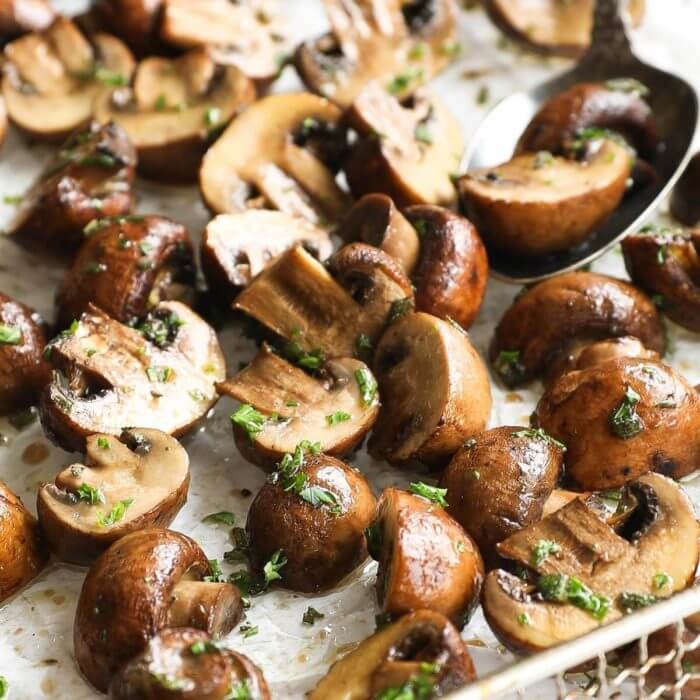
[
  {"x1": 295, "y1": 0, "x2": 459, "y2": 108},
  {"x1": 0, "y1": 0, "x2": 55, "y2": 40},
  {"x1": 0, "y1": 481, "x2": 48, "y2": 603},
  {"x1": 345, "y1": 83, "x2": 463, "y2": 207},
  {"x1": 490, "y1": 271, "x2": 665, "y2": 387},
  {"x1": 37, "y1": 429, "x2": 189, "y2": 565},
  {"x1": 109, "y1": 628, "x2": 270, "y2": 700},
  {"x1": 7, "y1": 121, "x2": 136, "y2": 254},
  {"x1": 199, "y1": 92, "x2": 350, "y2": 225},
  {"x1": 670, "y1": 152, "x2": 700, "y2": 226},
  {"x1": 457, "y1": 139, "x2": 632, "y2": 256},
  {"x1": 482, "y1": 474, "x2": 698, "y2": 653},
  {"x1": 2, "y1": 17, "x2": 135, "y2": 141},
  {"x1": 535, "y1": 357, "x2": 700, "y2": 489},
  {"x1": 55, "y1": 214, "x2": 194, "y2": 328},
  {"x1": 201, "y1": 210, "x2": 333, "y2": 300},
  {"x1": 234, "y1": 243, "x2": 413, "y2": 359},
  {"x1": 74, "y1": 528, "x2": 242, "y2": 692},
  {"x1": 94, "y1": 0, "x2": 165, "y2": 55},
  {"x1": 39, "y1": 301, "x2": 225, "y2": 452},
  {"x1": 309, "y1": 609, "x2": 476, "y2": 699}
]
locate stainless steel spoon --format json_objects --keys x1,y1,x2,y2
[{"x1": 461, "y1": 0, "x2": 698, "y2": 284}]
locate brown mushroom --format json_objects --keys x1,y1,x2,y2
[
  {"x1": 74, "y1": 528, "x2": 242, "y2": 692},
  {"x1": 7, "y1": 121, "x2": 136, "y2": 255},
  {"x1": 0, "y1": 0, "x2": 55, "y2": 40},
  {"x1": 309, "y1": 609, "x2": 476, "y2": 699},
  {"x1": 0, "y1": 96, "x2": 7, "y2": 149},
  {"x1": 0, "y1": 481, "x2": 48, "y2": 603},
  {"x1": 94, "y1": 0, "x2": 165, "y2": 55},
  {"x1": 369, "y1": 311, "x2": 492, "y2": 468},
  {"x1": 671, "y1": 153, "x2": 700, "y2": 226},
  {"x1": 344, "y1": 83, "x2": 463, "y2": 208},
  {"x1": 39, "y1": 301, "x2": 225, "y2": 452},
  {"x1": 37, "y1": 429, "x2": 189, "y2": 565},
  {"x1": 442, "y1": 426, "x2": 564, "y2": 569},
  {"x1": 109, "y1": 627, "x2": 270, "y2": 700},
  {"x1": 490, "y1": 271, "x2": 665, "y2": 387},
  {"x1": 199, "y1": 92, "x2": 350, "y2": 225},
  {"x1": 55, "y1": 214, "x2": 194, "y2": 328}
]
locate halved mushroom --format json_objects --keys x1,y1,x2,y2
[
  {"x1": 37, "y1": 429, "x2": 189, "y2": 565},
  {"x1": 0, "y1": 0, "x2": 55, "y2": 40},
  {"x1": 369, "y1": 312, "x2": 492, "y2": 468},
  {"x1": 94, "y1": 0, "x2": 165, "y2": 55},
  {"x1": 199, "y1": 92, "x2": 350, "y2": 225},
  {"x1": 2, "y1": 17, "x2": 135, "y2": 141},
  {"x1": 109, "y1": 628, "x2": 270, "y2": 700},
  {"x1": 200, "y1": 210, "x2": 333, "y2": 300},
  {"x1": 0, "y1": 481, "x2": 48, "y2": 603},
  {"x1": 246, "y1": 449, "x2": 376, "y2": 592},
  {"x1": 535, "y1": 357, "x2": 700, "y2": 489},
  {"x1": 671, "y1": 152, "x2": 700, "y2": 226},
  {"x1": 39, "y1": 301, "x2": 225, "y2": 453},
  {"x1": 344, "y1": 83, "x2": 463, "y2": 207},
  {"x1": 309, "y1": 610, "x2": 476, "y2": 699},
  {"x1": 482, "y1": 473, "x2": 698, "y2": 653},
  {"x1": 55, "y1": 214, "x2": 194, "y2": 328},
  {"x1": 490, "y1": 271, "x2": 665, "y2": 387},
  {"x1": 457, "y1": 139, "x2": 632, "y2": 256},
  {"x1": 94, "y1": 49, "x2": 255, "y2": 182},
  {"x1": 295, "y1": 0, "x2": 459, "y2": 109},
  {"x1": 234, "y1": 243, "x2": 413, "y2": 359},
  {"x1": 7, "y1": 121, "x2": 136, "y2": 254},
  {"x1": 74, "y1": 528, "x2": 242, "y2": 692},
  {"x1": 442, "y1": 426, "x2": 564, "y2": 569}
]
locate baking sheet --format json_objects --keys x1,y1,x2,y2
[{"x1": 1, "y1": 1, "x2": 700, "y2": 698}]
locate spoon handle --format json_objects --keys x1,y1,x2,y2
[{"x1": 583, "y1": 0, "x2": 636, "y2": 66}]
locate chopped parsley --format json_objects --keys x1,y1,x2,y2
[
  {"x1": 375, "y1": 662, "x2": 439, "y2": 700},
  {"x1": 151, "y1": 673, "x2": 187, "y2": 690},
  {"x1": 533, "y1": 150, "x2": 554, "y2": 169},
  {"x1": 204, "y1": 107, "x2": 221, "y2": 128},
  {"x1": 0, "y1": 676, "x2": 6, "y2": 698},
  {"x1": 190, "y1": 640, "x2": 218, "y2": 655},
  {"x1": 605, "y1": 77, "x2": 649, "y2": 98},
  {"x1": 476, "y1": 85, "x2": 490, "y2": 105},
  {"x1": 203, "y1": 511, "x2": 236, "y2": 526},
  {"x1": 281, "y1": 339, "x2": 325, "y2": 370},
  {"x1": 145, "y1": 366, "x2": 172, "y2": 383},
  {"x1": 618, "y1": 592, "x2": 658, "y2": 611},
  {"x1": 154, "y1": 94, "x2": 168, "y2": 111},
  {"x1": 302, "y1": 607, "x2": 325, "y2": 626},
  {"x1": 494, "y1": 349, "x2": 524, "y2": 385},
  {"x1": 224, "y1": 527, "x2": 250, "y2": 563},
  {"x1": 83, "y1": 261, "x2": 107, "y2": 274},
  {"x1": 137, "y1": 310, "x2": 184, "y2": 348},
  {"x1": 609, "y1": 386, "x2": 644, "y2": 439},
  {"x1": 531, "y1": 539, "x2": 561, "y2": 567},
  {"x1": 326, "y1": 411, "x2": 351, "y2": 425},
  {"x1": 76, "y1": 483, "x2": 105, "y2": 505},
  {"x1": 513, "y1": 427, "x2": 566, "y2": 451},
  {"x1": 355, "y1": 334, "x2": 372, "y2": 356},
  {"x1": 227, "y1": 680, "x2": 251, "y2": 699},
  {"x1": 231, "y1": 404, "x2": 267, "y2": 439},
  {"x1": 517, "y1": 613, "x2": 531, "y2": 626},
  {"x1": 408, "y1": 43, "x2": 426, "y2": 60},
  {"x1": 441, "y1": 40, "x2": 462, "y2": 58},
  {"x1": 388, "y1": 297, "x2": 413, "y2": 323},
  {"x1": 0, "y1": 324, "x2": 22, "y2": 344},
  {"x1": 537, "y1": 574, "x2": 610, "y2": 621},
  {"x1": 409, "y1": 481, "x2": 448, "y2": 507},
  {"x1": 354, "y1": 367, "x2": 378, "y2": 406},
  {"x1": 3, "y1": 194, "x2": 23, "y2": 205},
  {"x1": 386, "y1": 67, "x2": 424, "y2": 95},
  {"x1": 97, "y1": 498, "x2": 133, "y2": 527},
  {"x1": 240, "y1": 623, "x2": 258, "y2": 638},
  {"x1": 414, "y1": 122, "x2": 433, "y2": 144},
  {"x1": 653, "y1": 572, "x2": 672, "y2": 590},
  {"x1": 97, "y1": 436, "x2": 110, "y2": 450},
  {"x1": 94, "y1": 68, "x2": 127, "y2": 86}
]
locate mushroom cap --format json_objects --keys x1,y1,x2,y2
[
  {"x1": 95, "y1": 0, "x2": 164, "y2": 55},
  {"x1": 0, "y1": 0, "x2": 56, "y2": 39},
  {"x1": 670, "y1": 152, "x2": 700, "y2": 227}
]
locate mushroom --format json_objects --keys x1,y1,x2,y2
[
  {"x1": 246, "y1": 449, "x2": 376, "y2": 592},
  {"x1": 0, "y1": 0, "x2": 55, "y2": 40},
  {"x1": 369, "y1": 312, "x2": 492, "y2": 468},
  {"x1": 0, "y1": 481, "x2": 48, "y2": 603},
  {"x1": 109, "y1": 628, "x2": 270, "y2": 700},
  {"x1": 37, "y1": 429, "x2": 190, "y2": 565},
  {"x1": 233, "y1": 243, "x2": 413, "y2": 359},
  {"x1": 199, "y1": 92, "x2": 350, "y2": 225},
  {"x1": 39, "y1": 301, "x2": 225, "y2": 453},
  {"x1": 200, "y1": 210, "x2": 333, "y2": 300},
  {"x1": 344, "y1": 83, "x2": 463, "y2": 207},
  {"x1": 535, "y1": 357, "x2": 700, "y2": 490},
  {"x1": 55, "y1": 214, "x2": 194, "y2": 328},
  {"x1": 94, "y1": 49, "x2": 255, "y2": 182},
  {"x1": 7, "y1": 120, "x2": 136, "y2": 255},
  {"x1": 0, "y1": 292, "x2": 50, "y2": 415},
  {"x1": 94, "y1": 0, "x2": 166, "y2": 55},
  {"x1": 218, "y1": 345, "x2": 379, "y2": 469},
  {"x1": 442, "y1": 426, "x2": 564, "y2": 569},
  {"x1": 0, "y1": 97, "x2": 7, "y2": 149},
  {"x1": 309, "y1": 610, "x2": 476, "y2": 699},
  {"x1": 294, "y1": 0, "x2": 459, "y2": 109},
  {"x1": 670, "y1": 152, "x2": 700, "y2": 226},
  {"x1": 457, "y1": 139, "x2": 632, "y2": 257},
  {"x1": 490, "y1": 271, "x2": 665, "y2": 387},
  {"x1": 74, "y1": 528, "x2": 242, "y2": 692},
  {"x1": 368, "y1": 487, "x2": 483, "y2": 627},
  {"x1": 2, "y1": 17, "x2": 135, "y2": 141},
  {"x1": 482, "y1": 473, "x2": 698, "y2": 653}
]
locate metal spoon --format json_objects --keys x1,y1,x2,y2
[{"x1": 461, "y1": 0, "x2": 698, "y2": 284}]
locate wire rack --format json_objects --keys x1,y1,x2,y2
[{"x1": 446, "y1": 585, "x2": 700, "y2": 699}]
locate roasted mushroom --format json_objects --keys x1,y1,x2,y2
[
  {"x1": 369, "y1": 312, "x2": 492, "y2": 468},
  {"x1": 671, "y1": 152, "x2": 700, "y2": 226},
  {"x1": 109, "y1": 628, "x2": 270, "y2": 700},
  {"x1": 94, "y1": 0, "x2": 165, "y2": 55},
  {"x1": 40, "y1": 301, "x2": 225, "y2": 452},
  {"x1": 2, "y1": 17, "x2": 135, "y2": 141},
  {"x1": 482, "y1": 474, "x2": 698, "y2": 653},
  {"x1": 246, "y1": 448, "x2": 376, "y2": 592},
  {"x1": 219, "y1": 345, "x2": 379, "y2": 469},
  {"x1": 442, "y1": 426, "x2": 564, "y2": 569},
  {"x1": 199, "y1": 92, "x2": 350, "y2": 225},
  {"x1": 37, "y1": 429, "x2": 189, "y2": 565},
  {"x1": 0, "y1": 96, "x2": 7, "y2": 149},
  {"x1": 490, "y1": 271, "x2": 665, "y2": 387},
  {"x1": 0, "y1": 481, "x2": 48, "y2": 603},
  {"x1": 7, "y1": 121, "x2": 136, "y2": 255},
  {"x1": 55, "y1": 214, "x2": 194, "y2": 328},
  {"x1": 0, "y1": 0, "x2": 55, "y2": 40},
  {"x1": 74, "y1": 528, "x2": 242, "y2": 692},
  {"x1": 344, "y1": 83, "x2": 463, "y2": 208},
  {"x1": 94, "y1": 49, "x2": 255, "y2": 182},
  {"x1": 309, "y1": 610, "x2": 476, "y2": 699}
]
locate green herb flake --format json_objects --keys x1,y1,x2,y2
[
  {"x1": 95, "y1": 68, "x2": 127, "y2": 86},
  {"x1": 302, "y1": 606, "x2": 325, "y2": 626},
  {"x1": 657, "y1": 245, "x2": 667, "y2": 264},
  {"x1": 441, "y1": 40, "x2": 462, "y2": 58},
  {"x1": 605, "y1": 77, "x2": 650, "y2": 98},
  {"x1": 0, "y1": 676, "x2": 6, "y2": 698},
  {"x1": 476, "y1": 85, "x2": 490, "y2": 105},
  {"x1": 386, "y1": 67, "x2": 424, "y2": 95},
  {"x1": 97, "y1": 498, "x2": 133, "y2": 526},
  {"x1": 76, "y1": 483, "x2": 106, "y2": 505},
  {"x1": 263, "y1": 549, "x2": 287, "y2": 585},
  {"x1": 240, "y1": 623, "x2": 258, "y2": 638},
  {"x1": 3, "y1": 194, "x2": 23, "y2": 205},
  {"x1": 354, "y1": 367, "x2": 378, "y2": 406},
  {"x1": 375, "y1": 661, "x2": 440, "y2": 700},
  {"x1": 285, "y1": 399, "x2": 299, "y2": 407},
  {"x1": 537, "y1": 574, "x2": 610, "y2": 621},
  {"x1": 517, "y1": 613, "x2": 531, "y2": 626},
  {"x1": 231, "y1": 404, "x2": 267, "y2": 439},
  {"x1": 533, "y1": 151, "x2": 554, "y2": 169},
  {"x1": 531, "y1": 539, "x2": 561, "y2": 567},
  {"x1": 494, "y1": 349, "x2": 524, "y2": 385},
  {"x1": 190, "y1": 639, "x2": 218, "y2": 655},
  {"x1": 326, "y1": 411, "x2": 351, "y2": 426},
  {"x1": 151, "y1": 673, "x2": 187, "y2": 691},
  {"x1": 224, "y1": 527, "x2": 250, "y2": 563},
  {"x1": 137, "y1": 310, "x2": 184, "y2": 348},
  {"x1": 388, "y1": 297, "x2": 413, "y2": 323},
  {"x1": 154, "y1": 94, "x2": 168, "y2": 111},
  {"x1": 204, "y1": 107, "x2": 221, "y2": 129},
  {"x1": 83, "y1": 261, "x2": 108, "y2": 274},
  {"x1": 653, "y1": 572, "x2": 672, "y2": 590},
  {"x1": 139, "y1": 241, "x2": 153, "y2": 256},
  {"x1": 408, "y1": 43, "x2": 426, "y2": 60},
  {"x1": 618, "y1": 592, "x2": 658, "y2": 611},
  {"x1": 513, "y1": 427, "x2": 566, "y2": 451},
  {"x1": 414, "y1": 122, "x2": 433, "y2": 144},
  {"x1": 228, "y1": 680, "x2": 251, "y2": 699},
  {"x1": 0, "y1": 324, "x2": 22, "y2": 345},
  {"x1": 409, "y1": 481, "x2": 448, "y2": 507},
  {"x1": 609, "y1": 385, "x2": 644, "y2": 439},
  {"x1": 145, "y1": 366, "x2": 172, "y2": 383},
  {"x1": 203, "y1": 511, "x2": 236, "y2": 526},
  {"x1": 97, "y1": 436, "x2": 110, "y2": 450}
]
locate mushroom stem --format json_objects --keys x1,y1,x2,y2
[{"x1": 168, "y1": 580, "x2": 241, "y2": 637}]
